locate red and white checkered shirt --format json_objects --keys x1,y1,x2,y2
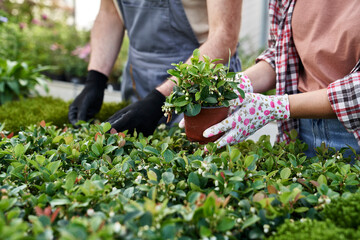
[{"x1": 257, "y1": 0, "x2": 360, "y2": 145}]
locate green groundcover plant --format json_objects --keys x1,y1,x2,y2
[
  {"x1": 0, "y1": 118, "x2": 359, "y2": 239},
  {"x1": 0, "y1": 96, "x2": 129, "y2": 133}
]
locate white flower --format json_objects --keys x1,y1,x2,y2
[
  {"x1": 109, "y1": 211, "x2": 115, "y2": 217},
  {"x1": 248, "y1": 173, "x2": 253, "y2": 177},
  {"x1": 215, "y1": 180, "x2": 219, "y2": 186},
  {"x1": 263, "y1": 224, "x2": 270, "y2": 233},
  {"x1": 87, "y1": 208, "x2": 94, "y2": 216},
  {"x1": 325, "y1": 198, "x2": 331, "y2": 204},
  {"x1": 296, "y1": 172, "x2": 302, "y2": 177},
  {"x1": 113, "y1": 222, "x2": 121, "y2": 233},
  {"x1": 292, "y1": 177, "x2": 297, "y2": 182},
  {"x1": 250, "y1": 207, "x2": 256, "y2": 213},
  {"x1": 198, "y1": 169, "x2": 203, "y2": 175}
]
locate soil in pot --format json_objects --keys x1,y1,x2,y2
[{"x1": 184, "y1": 106, "x2": 229, "y2": 144}]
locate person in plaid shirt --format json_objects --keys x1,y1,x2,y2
[{"x1": 204, "y1": 0, "x2": 360, "y2": 157}]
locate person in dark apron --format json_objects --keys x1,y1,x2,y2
[{"x1": 68, "y1": 0, "x2": 242, "y2": 136}]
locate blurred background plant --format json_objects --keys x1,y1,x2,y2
[
  {"x1": 0, "y1": 58, "x2": 50, "y2": 105},
  {"x1": 0, "y1": 0, "x2": 127, "y2": 87}
]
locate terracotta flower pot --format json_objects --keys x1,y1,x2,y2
[{"x1": 184, "y1": 106, "x2": 229, "y2": 144}]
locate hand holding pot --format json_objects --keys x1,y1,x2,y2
[
  {"x1": 178, "y1": 72, "x2": 253, "y2": 129},
  {"x1": 203, "y1": 93, "x2": 290, "y2": 148}
]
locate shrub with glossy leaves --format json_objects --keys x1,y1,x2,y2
[
  {"x1": 267, "y1": 219, "x2": 360, "y2": 240},
  {"x1": 321, "y1": 192, "x2": 360, "y2": 229}
]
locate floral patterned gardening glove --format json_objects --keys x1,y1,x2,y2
[
  {"x1": 178, "y1": 72, "x2": 253, "y2": 128},
  {"x1": 203, "y1": 93, "x2": 290, "y2": 148}
]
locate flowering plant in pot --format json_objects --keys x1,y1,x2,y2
[{"x1": 162, "y1": 49, "x2": 244, "y2": 144}]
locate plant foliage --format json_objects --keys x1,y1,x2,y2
[
  {"x1": 163, "y1": 49, "x2": 243, "y2": 118},
  {"x1": 0, "y1": 96, "x2": 129, "y2": 133},
  {"x1": 0, "y1": 58, "x2": 50, "y2": 105},
  {"x1": 0, "y1": 120, "x2": 359, "y2": 239}
]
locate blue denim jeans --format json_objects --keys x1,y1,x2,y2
[{"x1": 299, "y1": 118, "x2": 360, "y2": 158}]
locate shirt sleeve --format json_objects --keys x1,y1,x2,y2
[
  {"x1": 255, "y1": 0, "x2": 280, "y2": 69},
  {"x1": 327, "y1": 72, "x2": 360, "y2": 144}
]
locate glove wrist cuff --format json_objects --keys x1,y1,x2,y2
[
  {"x1": 272, "y1": 94, "x2": 290, "y2": 120},
  {"x1": 87, "y1": 70, "x2": 108, "y2": 89},
  {"x1": 236, "y1": 72, "x2": 253, "y2": 93}
]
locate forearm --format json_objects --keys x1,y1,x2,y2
[
  {"x1": 289, "y1": 88, "x2": 336, "y2": 119},
  {"x1": 88, "y1": 0, "x2": 124, "y2": 76},
  {"x1": 157, "y1": 0, "x2": 242, "y2": 96},
  {"x1": 244, "y1": 60, "x2": 276, "y2": 93}
]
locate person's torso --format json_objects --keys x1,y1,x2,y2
[
  {"x1": 113, "y1": 0, "x2": 208, "y2": 45},
  {"x1": 292, "y1": 0, "x2": 360, "y2": 92}
]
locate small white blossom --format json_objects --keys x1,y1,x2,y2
[
  {"x1": 109, "y1": 211, "x2": 115, "y2": 217},
  {"x1": 248, "y1": 173, "x2": 253, "y2": 177},
  {"x1": 325, "y1": 198, "x2": 331, "y2": 204},
  {"x1": 263, "y1": 224, "x2": 270, "y2": 233},
  {"x1": 250, "y1": 207, "x2": 256, "y2": 213},
  {"x1": 113, "y1": 222, "x2": 121, "y2": 233},
  {"x1": 292, "y1": 177, "x2": 297, "y2": 182},
  {"x1": 215, "y1": 180, "x2": 219, "y2": 186},
  {"x1": 87, "y1": 208, "x2": 94, "y2": 216},
  {"x1": 296, "y1": 172, "x2": 302, "y2": 177}
]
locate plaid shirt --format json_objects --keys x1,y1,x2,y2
[{"x1": 257, "y1": 0, "x2": 360, "y2": 145}]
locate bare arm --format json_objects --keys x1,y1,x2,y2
[
  {"x1": 88, "y1": 0, "x2": 124, "y2": 76},
  {"x1": 243, "y1": 61, "x2": 336, "y2": 118},
  {"x1": 288, "y1": 89, "x2": 336, "y2": 118},
  {"x1": 156, "y1": 0, "x2": 243, "y2": 96}
]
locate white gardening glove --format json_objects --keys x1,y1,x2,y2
[
  {"x1": 203, "y1": 93, "x2": 290, "y2": 148},
  {"x1": 178, "y1": 72, "x2": 253, "y2": 129}
]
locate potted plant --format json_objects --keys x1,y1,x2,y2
[{"x1": 162, "y1": 49, "x2": 244, "y2": 144}]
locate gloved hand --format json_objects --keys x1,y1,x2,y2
[
  {"x1": 178, "y1": 72, "x2": 253, "y2": 129},
  {"x1": 68, "y1": 70, "x2": 108, "y2": 127},
  {"x1": 203, "y1": 93, "x2": 290, "y2": 148},
  {"x1": 106, "y1": 89, "x2": 165, "y2": 136}
]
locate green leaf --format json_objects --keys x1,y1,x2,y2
[
  {"x1": 185, "y1": 103, "x2": 201, "y2": 117},
  {"x1": 14, "y1": 144, "x2": 25, "y2": 158},
  {"x1": 91, "y1": 142, "x2": 103, "y2": 156},
  {"x1": 64, "y1": 171, "x2": 77, "y2": 191},
  {"x1": 46, "y1": 160, "x2": 61, "y2": 175},
  {"x1": 163, "y1": 149, "x2": 174, "y2": 163},
  {"x1": 294, "y1": 207, "x2": 309, "y2": 213},
  {"x1": 241, "y1": 215, "x2": 260, "y2": 230},
  {"x1": 50, "y1": 198, "x2": 70, "y2": 207},
  {"x1": 217, "y1": 217, "x2": 235, "y2": 232},
  {"x1": 102, "y1": 122, "x2": 112, "y2": 133},
  {"x1": 204, "y1": 96, "x2": 218, "y2": 104},
  {"x1": 144, "y1": 146, "x2": 160, "y2": 156},
  {"x1": 188, "y1": 172, "x2": 200, "y2": 187},
  {"x1": 317, "y1": 174, "x2": 327, "y2": 186},
  {"x1": 280, "y1": 167, "x2": 291, "y2": 179},
  {"x1": 162, "y1": 172, "x2": 175, "y2": 185},
  {"x1": 244, "y1": 155, "x2": 255, "y2": 168},
  {"x1": 148, "y1": 170, "x2": 158, "y2": 182}
]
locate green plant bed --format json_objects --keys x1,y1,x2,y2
[
  {"x1": 267, "y1": 219, "x2": 360, "y2": 240},
  {"x1": 0, "y1": 96, "x2": 129, "y2": 133},
  {"x1": 0, "y1": 120, "x2": 359, "y2": 239}
]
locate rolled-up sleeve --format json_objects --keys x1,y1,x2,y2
[{"x1": 327, "y1": 72, "x2": 360, "y2": 145}]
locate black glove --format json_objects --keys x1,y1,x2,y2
[
  {"x1": 106, "y1": 89, "x2": 165, "y2": 136},
  {"x1": 68, "y1": 70, "x2": 108, "y2": 127}
]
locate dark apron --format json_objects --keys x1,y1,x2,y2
[{"x1": 116, "y1": 0, "x2": 242, "y2": 103}]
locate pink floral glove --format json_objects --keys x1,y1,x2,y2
[
  {"x1": 203, "y1": 93, "x2": 290, "y2": 148},
  {"x1": 179, "y1": 72, "x2": 253, "y2": 129}
]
